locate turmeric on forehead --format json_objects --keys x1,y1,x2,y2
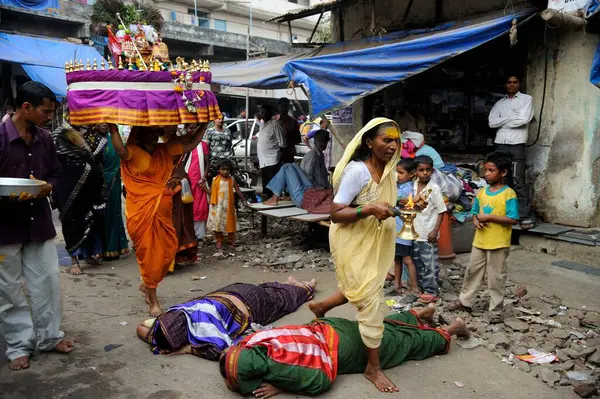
[{"x1": 380, "y1": 126, "x2": 399, "y2": 140}]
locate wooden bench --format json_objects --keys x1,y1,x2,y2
[
  {"x1": 247, "y1": 201, "x2": 295, "y2": 233},
  {"x1": 247, "y1": 202, "x2": 330, "y2": 236}
]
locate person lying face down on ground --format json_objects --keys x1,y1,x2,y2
[
  {"x1": 136, "y1": 277, "x2": 316, "y2": 360},
  {"x1": 220, "y1": 304, "x2": 469, "y2": 398}
]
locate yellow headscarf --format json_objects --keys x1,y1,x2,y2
[
  {"x1": 332, "y1": 117, "x2": 401, "y2": 193},
  {"x1": 329, "y1": 117, "x2": 401, "y2": 349}
]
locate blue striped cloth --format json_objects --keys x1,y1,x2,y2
[{"x1": 168, "y1": 298, "x2": 244, "y2": 351}]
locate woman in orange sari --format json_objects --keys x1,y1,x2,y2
[{"x1": 109, "y1": 124, "x2": 207, "y2": 316}]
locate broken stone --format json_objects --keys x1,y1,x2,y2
[
  {"x1": 510, "y1": 332, "x2": 526, "y2": 343},
  {"x1": 540, "y1": 368, "x2": 560, "y2": 386},
  {"x1": 559, "y1": 378, "x2": 572, "y2": 386},
  {"x1": 542, "y1": 342, "x2": 557, "y2": 353},
  {"x1": 514, "y1": 360, "x2": 531, "y2": 373},
  {"x1": 574, "y1": 384, "x2": 598, "y2": 398},
  {"x1": 565, "y1": 348, "x2": 582, "y2": 359},
  {"x1": 569, "y1": 310, "x2": 586, "y2": 320},
  {"x1": 585, "y1": 347, "x2": 600, "y2": 366},
  {"x1": 532, "y1": 324, "x2": 549, "y2": 334},
  {"x1": 552, "y1": 338, "x2": 569, "y2": 349},
  {"x1": 270, "y1": 254, "x2": 303, "y2": 265},
  {"x1": 441, "y1": 292, "x2": 457, "y2": 301},
  {"x1": 583, "y1": 312, "x2": 600, "y2": 326},
  {"x1": 497, "y1": 348, "x2": 510, "y2": 357},
  {"x1": 512, "y1": 346, "x2": 529, "y2": 356},
  {"x1": 550, "y1": 328, "x2": 572, "y2": 340},
  {"x1": 554, "y1": 360, "x2": 575, "y2": 371},
  {"x1": 556, "y1": 349, "x2": 570, "y2": 361},
  {"x1": 505, "y1": 319, "x2": 530, "y2": 333},
  {"x1": 456, "y1": 336, "x2": 482, "y2": 350},
  {"x1": 449, "y1": 275, "x2": 461, "y2": 280},
  {"x1": 489, "y1": 332, "x2": 510, "y2": 349}
]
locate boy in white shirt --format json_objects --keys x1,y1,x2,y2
[{"x1": 412, "y1": 155, "x2": 446, "y2": 304}]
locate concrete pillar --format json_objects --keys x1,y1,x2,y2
[
  {"x1": 331, "y1": 99, "x2": 364, "y2": 165},
  {"x1": 527, "y1": 30, "x2": 600, "y2": 227}
]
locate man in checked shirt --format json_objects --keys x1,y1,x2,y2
[{"x1": 488, "y1": 74, "x2": 535, "y2": 230}]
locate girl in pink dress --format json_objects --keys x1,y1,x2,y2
[{"x1": 185, "y1": 141, "x2": 210, "y2": 240}]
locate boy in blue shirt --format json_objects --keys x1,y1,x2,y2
[
  {"x1": 393, "y1": 159, "x2": 420, "y2": 296},
  {"x1": 449, "y1": 152, "x2": 519, "y2": 323}
]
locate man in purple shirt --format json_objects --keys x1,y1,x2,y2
[{"x1": 0, "y1": 82, "x2": 74, "y2": 370}]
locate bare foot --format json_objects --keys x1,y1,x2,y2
[
  {"x1": 263, "y1": 197, "x2": 279, "y2": 206},
  {"x1": 303, "y1": 278, "x2": 317, "y2": 290},
  {"x1": 446, "y1": 317, "x2": 470, "y2": 339},
  {"x1": 418, "y1": 303, "x2": 437, "y2": 324},
  {"x1": 286, "y1": 276, "x2": 317, "y2": 290},
  {"x1": 70, "y1": 265, "x2": 82, "y2": 275},
  {"x1": 54, "y1": 339, "x2": 74, "y2": 353},
  {"x1": 139, "y1": 283, "x2": 150, "y2": 305},
  {"x1": 364, "y1": 366, "x2": 398, "y2": 393},
  {"x1": 148, "y1": 304, "x2": 164, "y2": 317},
  {"x1": 86, "y1": 256, "x2": 102, "y2": 266},
  {"x1": 8, "y1": 356, "x2": 29, "y2": 370},
  {"x1": 253, "y1": 382, "x2": 283, "y2": 398},
  {"x1": 308, "y1": 301, "x2": 326, "y2": 318}
]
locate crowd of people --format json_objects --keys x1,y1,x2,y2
[{"x1": 1, "y1": 76, "x2": 534, "y2": 396}]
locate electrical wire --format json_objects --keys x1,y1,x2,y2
[{"x1": 527, "y1": 22, "x2": 550, "y2": 148}]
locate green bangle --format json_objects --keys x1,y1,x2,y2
[{"x1": 357, "y1": 206, "x2": 363, "y2": 218}]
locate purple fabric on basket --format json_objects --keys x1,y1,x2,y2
[
  {"x1": 66, "y1": 70, "x2": 222, "y2": 125},
  {"x1": 66, "y1": 70, "x2": 213, "y2": 84},
  {"x1": 68, "y1": 89, "x2": 219, "y2": 113}
]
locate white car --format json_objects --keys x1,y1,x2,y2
[{"x1": 224, "y1": 118, "x2": 309, "y2": 166}]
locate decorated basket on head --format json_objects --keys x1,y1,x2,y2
[{"x1": 65, "y1": 56, "x2": 221, "y2": 126}]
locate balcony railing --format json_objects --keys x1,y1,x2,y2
[{"x1": 162, "y1": 9, "x2": 298, "y2": 42}]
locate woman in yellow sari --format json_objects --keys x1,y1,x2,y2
[
  {"x1": 109, "y1": 124, "x2": 207, "y2": 316},
  {"x1": 308, "y1": 117, "x2": 401, "y2": 393}
]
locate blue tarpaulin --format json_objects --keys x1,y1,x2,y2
[
  {"x1": 0, "y1": 0, "x2": 58, "y2": 11},
  {"x1": 591, "y1": 39, "x2": 600, "y2": 88},
  {"x1": 0, "y1": 33, "x2": 103, "y2": 97},
  {"x1": 212, "y1": 8, "x2": 536, "y2": 116}
]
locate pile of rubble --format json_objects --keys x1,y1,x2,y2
[
  {"x1": 201, "y1": 212, "x2": 333, "y2": 271},
  {"x1": 437, "y1": 256, "x2": 600, "y2": 398},
  {"x1": 200, "y1": 213, "x2": 600, "y2": 398}
]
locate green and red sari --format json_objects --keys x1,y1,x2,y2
[
  {"x1": 224, "y1": 310, "x2": 450, "y2": 396},
  {"x1": 224, "y1": 322, "x2": 339, "y2": 396}
]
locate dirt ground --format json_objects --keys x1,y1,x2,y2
[{"x1": 2, "y1": 235, "x2": 598, "y2": 399}]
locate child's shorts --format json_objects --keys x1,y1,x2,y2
[{"x1": 395, "y1": 243, "x2": 413, "y2": 259}]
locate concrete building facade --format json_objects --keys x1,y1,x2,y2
[
  {"x1": 0, "y1": 0, "x2": 324, "y2": 61},
  {"x1": 326, "y1": 0, "x2": 599, "y2": 228}
]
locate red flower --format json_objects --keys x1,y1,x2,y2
[
  {"x1": 171, "y1": 71, "x2": 178, "y2": 77},
  {"x1": 199, "y1": 75, "x2": 205, "y2": 82},
  {"x1": 198, "y1": 90, "x2": 205, "y2": 97}
]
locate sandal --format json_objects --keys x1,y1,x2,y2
[
  {"x1": 418, "y1": 293, "x2": 439, "y2": 304},
  {"x1": 447, "y1": 299, "x2": 472, "y2": 312},
  {"x1": 519, "y1": 216, "x2": 536, "y2": 230},
  {"x1": 216, "y1": 242, "x2": 223, "y2": 250}
]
